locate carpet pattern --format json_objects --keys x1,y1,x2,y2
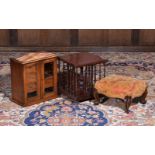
[
  {"x1": 0, "y1": 52, "x2": 155, "y2": 126},
  {"x1": 23, "y1": 99, "x2": 108, "y2": 126}
]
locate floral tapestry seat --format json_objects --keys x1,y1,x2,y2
[{"x1": 94, "y1": 75, "x2": 147, "y2": 113}]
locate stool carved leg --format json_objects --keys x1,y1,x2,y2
[
  {"x1": 124, "y1": 96, "x2": 132, "y2": 114},
  {"x1": 94, "y1": 88, "x2": 100, "y2": 105},
  {"x1": 139, "y1": 89, "x2": 147, "y2": 104},
  {"x1": 94, "y1": 88, "x2": 109, "y2": 105},
  {"x1": 101, "y1": 95, "x2": 109, "y2": 103}
]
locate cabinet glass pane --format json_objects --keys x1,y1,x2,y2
[
  {"x1": 44, "y1": 62, "x2": 54, "y2": 94},
  {"x1": 45, "y1": 87, "x2": 54, "y2": 94},
  {"x1": 44, "y1": 62, "x2": 53, "y2": 78},
  {"x1": 27, "y1": 91, "x2": 38, "y2": 98}
]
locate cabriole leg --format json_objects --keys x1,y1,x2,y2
[
  {"x1": 139, "y1": 89, "x2": 147, "y2": 104},
  {"x1": 94, "y1": 88, "x2": 100, "y2": 105},
  {"x1": 124, "y1": 96, "x2": 132, "y2": 114}
]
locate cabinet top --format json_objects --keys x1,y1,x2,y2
[{"x1": 14, "y1": 52, "x2": 57, "y2": 64}]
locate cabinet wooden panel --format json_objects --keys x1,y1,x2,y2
[
  {"x1": 10, "y1": 60, "x2": 24, "y2": 103},
  {"x1": 18, "y1": 29, "x2": 40, "y2": 46},
  {"x1": 79, "y1": 29, "x2": 108, "y2": 46},
  {"x1": 26, "y1": 64, "x2": 38, "y2": 83},
  {"x1": 139, "y1": 30, "x2": 155, "y2": 45},
  {"x1": 27, "y1": 83, "x2": 37, "y2": 93},
  {"x1": 108, "y1": 29, "x2": 132, "y2": 45},
  {"x1": 0, "y1": 30, "x2": 9, "y2": 46},
  {"x1": 25, "y1": 63, "x2": 40, "y2": 102},
  {"x1": 10, "y1": 52, "x2": 57, "y2": 106}
]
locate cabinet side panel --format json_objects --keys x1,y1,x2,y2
[
  {"x1": 53, "y1": 58, "x2": 58, "y2": 96},
  {"x1": 10, "y1": 59, "x2": 24, "y2": 105}
]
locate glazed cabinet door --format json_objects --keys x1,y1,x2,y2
[
  {"x1": 24, "y1": 63, "x2": 41, "y2": 104},
  {"x1": 41, "y1": 58, "x2": 57, "y2": 99}
]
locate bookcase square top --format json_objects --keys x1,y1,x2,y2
[{"x1": 58, "y1": 52, "x2": 107, "y2": 67}]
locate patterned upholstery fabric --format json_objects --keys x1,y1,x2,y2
[{"x1": 95, "y1": 75, "x2": 147, "y2": 99}]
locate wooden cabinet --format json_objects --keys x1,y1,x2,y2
[{"x1": 10, "y1": 52, "x2": 57, "y2": 106}]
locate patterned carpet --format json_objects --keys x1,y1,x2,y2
[
  {"x1": 0, "y1": 52, "x2": 155, "y2": 126},
  {"x1": 23, "y1": 99, "x2": 108, "y2": 126}
]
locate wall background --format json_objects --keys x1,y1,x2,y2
[{"x1": 0, "y1": 29, "x2": 155, "y2": 52}]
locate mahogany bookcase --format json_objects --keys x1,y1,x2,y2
[{"x1": 58, "y1": 52, "x2": 108, "y2": 101}]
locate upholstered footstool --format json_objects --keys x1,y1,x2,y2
[{"x1": 94, "y1": 75, "x2": 147, "y2": 113}]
